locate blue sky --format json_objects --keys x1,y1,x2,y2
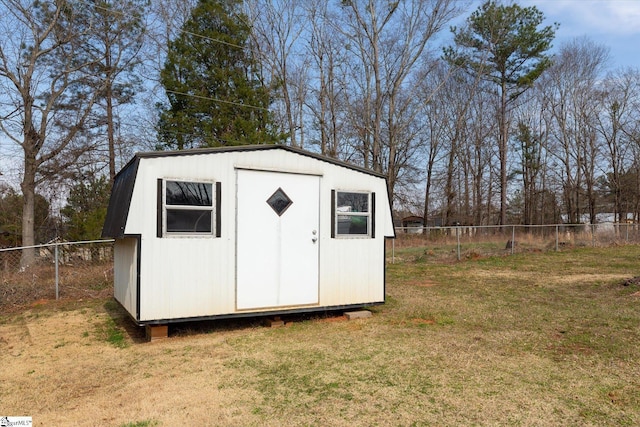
[{"x1": 519, "y1": 0, "x2": 640, "y2": 70}]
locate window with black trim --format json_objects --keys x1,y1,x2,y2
[
  {"x1": 333, "y1": 191, "x2": 372, "y2": 236},
  {"x1": 164, "y1": 180, "x2": 214, "y2": 234}
]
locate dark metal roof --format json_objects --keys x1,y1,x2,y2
[{"x1": 101, "y1": 157, "x2": 140, "y2": 238}]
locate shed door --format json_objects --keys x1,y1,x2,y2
[{"x1": 236, "y1": 170, "x2": 320, "y2": 310}]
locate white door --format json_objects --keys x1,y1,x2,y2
[{"x1": 236, "y1": 170, "x2": 320, "y2": 310}]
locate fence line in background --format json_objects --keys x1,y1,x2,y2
[
  {"x1": 3, "y1": 225, "x2": 639, "y2": 310},
  {"x1": 0, "y1": 239, "x2": 115, "y2": 300},
  {"x1": 0, "y1": 239, "x2": 115, "y2": 312},
  {"x1": 0, "y1": 239, "x2": 115, "y2": 253},
  {"x1": 390, "y1": 223, "x2": 640, "y2": 262}
]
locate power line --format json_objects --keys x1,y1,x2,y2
[
  {"x1": 86, "y1": 1, "x2": 266, "y2": 112},
  {"x1": 93, "y1": 112, "x2": 272, "y2": 148},
  {"x1": 178, "y1": 29, "x2": 245, "y2": 50},
  {"x1": 88, "y1": 1, "x2": 246, "y2": 50},
  {"x1": 164, "y1": 90, "x2": 268, "y2": 111}
]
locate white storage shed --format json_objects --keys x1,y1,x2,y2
[{"x1": 102, "y1": 145, "x2": 395, "y2": 326}]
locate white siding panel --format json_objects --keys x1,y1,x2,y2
[
  {"x1": 114, "y1": 238, "x2": 138, "y2": 318},
  {"x1": 316, "y1": 164, "x2": 388, "y2": 306},
  {"x1": 319, "y1": 239, "x2": 384, "y2": 306},
  {"x1": 139, "y1": 237, "x2": 234, "y2": 320}
]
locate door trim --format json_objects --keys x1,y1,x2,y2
[{"x1": 235, "y1": 169, "x2": 321, "y2": 311}]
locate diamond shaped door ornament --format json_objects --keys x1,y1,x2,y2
[{"x1": 267, "y1": 187, "x2": 293, "y2": 216}]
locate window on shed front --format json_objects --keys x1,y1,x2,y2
[
  {"x1": 334, "y1": 191, "x2": 371, "y2": 236},
  {"x1": 165, "y1": 180, "x2": 214, "y2": 234}
]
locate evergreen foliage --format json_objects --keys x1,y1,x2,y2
[
  {"x1": 61, "y1": 176, "x2": 111, "y2": 241},
  {"x1": 0, "y1": 187, "x2": 51, "y2": 247},
  {"x1": 444, "y1": 0, "x2": 557, "y2": 95},
  {"x1": 157, "y1": 0, "x2": 279, "y2": 149}
]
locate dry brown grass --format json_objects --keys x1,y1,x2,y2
[
  {"x1": 2, "y1": 246, "x2": 640, "y2": 426},
  {"x1": 0, "y1": 262, "x2": 112, "y2": 312}
]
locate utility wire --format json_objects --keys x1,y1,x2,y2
[
  {"x1": 101, "y1": 113, "x2": 274, "y2": 147},
  {"x1": 87, "y1": 1, "x2": 267, "y2": 112},
  {"x1": 89, "y1": 2, "x2": 246, "y2": 50},
  {"x1": 164, "y1": 90, "x2": 268, "y2": 111}
]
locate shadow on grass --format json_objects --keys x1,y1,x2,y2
[
  {"x1": 102, "y1": 298, "x2": 147, "y2": 344},
  {"x1": 167, "y1": 308, "x2": 356, "y2": 338},
  {"x1": 102, "y1": 297, "x2": 379, "y2": 342}
]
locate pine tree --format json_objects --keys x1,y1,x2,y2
[
  {"x1": 157, "y1": 0, "x2": 279, "y2": 149},
  {"x1": 444, "y1": 1, "x2": 557, "y2": 226}
]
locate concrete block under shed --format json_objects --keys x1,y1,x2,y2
[
  {"x1": 344, "y1": 310, "x2": 372, "y2": 320},
  {"x1": 145, "y1": 324, "x2": 168, "y2": 341},
  {"x1": 264, "y1": 316, "x2": 285, "y2": 328}
]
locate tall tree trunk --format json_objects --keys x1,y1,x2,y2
[
  {"x1": 499, "y1": 79, "x2": 508, "y2": 225},
  {"x1": 104, "y1": 39, "x2": 117, "y2": 184},
  {"x1": 474, "y1": 135, "x2": 484, "y2": 225},
  {"x1": 106, "y1": 82, "x2": 116, "y2": 184},
  {"x1": 444, "y1": 138, "x2": 456, "y2": 225},
  {"x1": 20, "y1": 148, "x2": 37, "y2": 267}
]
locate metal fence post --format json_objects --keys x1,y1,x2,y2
[
  {"x1": 456, "y1": 226, "x2": 461, "y2": 261},
  {"x1": 626, "y1": 223, "x2": 629, "y2": 242},
  {"x1": 54, "y1": 244, "x2": 59, "y2": 300},
  {"x1": 511, "y1": 226, "x2": 515, "y2": 255},
  {"x1": 392, "y1": 238, "x2": 395, "y2": 264},
  {"x1": 555, "y1": 225, "x2": 559, "y2": 251}
]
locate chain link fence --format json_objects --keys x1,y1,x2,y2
[
  {"x1": 0, "y1": 240, "x2": 114, "y2": 313},
  {"x1": 388, "y1": 223, "x2": 640, "y2": 263},
  {"x1": 2, "y1": 225, "x2": 639, "y2": 312}
]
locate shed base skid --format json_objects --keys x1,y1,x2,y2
[{"x1": 119, "y1": 299, "x2": 383, "y2": 331}]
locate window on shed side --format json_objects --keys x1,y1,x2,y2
[
  {"x1": 161, "y1": 180, "x2": 216, "y2": 235},
  {"x1": 332, "y1": 190, "x2": 375, "y2": 237}
]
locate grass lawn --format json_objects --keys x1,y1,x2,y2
[{"x1": 1, "y1": 246, "x2": 640, "y2": 426}]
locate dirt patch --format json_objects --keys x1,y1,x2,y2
[
  {"x1": 316, "y1": 314, "x2": 347, "y2": 323},
  {"x1": 417, "y1": 280, "x2": 437, "y2": 287},
  {"x1": 410, "y1": 318, "x2": 435, "y2": 325},
  {"x1": 408, "y1": 279, "x2": 438, "y2": 287}
]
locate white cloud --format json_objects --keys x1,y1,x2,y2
[
  {"x1": 529, "y1": 0, "x2": 640, "y2": 36},
  {"x1": 461, "y1": 1, "x2": 640, "y2": 68}
]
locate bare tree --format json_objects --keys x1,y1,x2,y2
[
  {"x1": 0, "y1": 0, "x2": 104, "y2": 266},
  {"x1": 305, "y1": 2, "x2": 347, "y2": 158},
  {"x1": 339, "y1": 0, "x2": 460, "y2": 202},
  {"x1": 464, "y1": 85, "x2": 497, "y2": 225},
  {"x1": 129, "y1": 0, "x2": 197, "y2": 152},
  {"x1": 144, "y1": 0, "x2": 197, "y2": 77},
  {"x1": 81, "y1": 1, "x2": 147, "y2": 184},
  {"x1": 245, "y1": 0, "x2": 306, "y2": 147},
  {"x1": 418, "y1": 63, "x2": 491, "y2": 227},
  {"x1": 596, "y1": 68, "x2": 640, "y2": 222},
  {"x1": 543, "y1": 37, "x2": 609, "y2": 223}
]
